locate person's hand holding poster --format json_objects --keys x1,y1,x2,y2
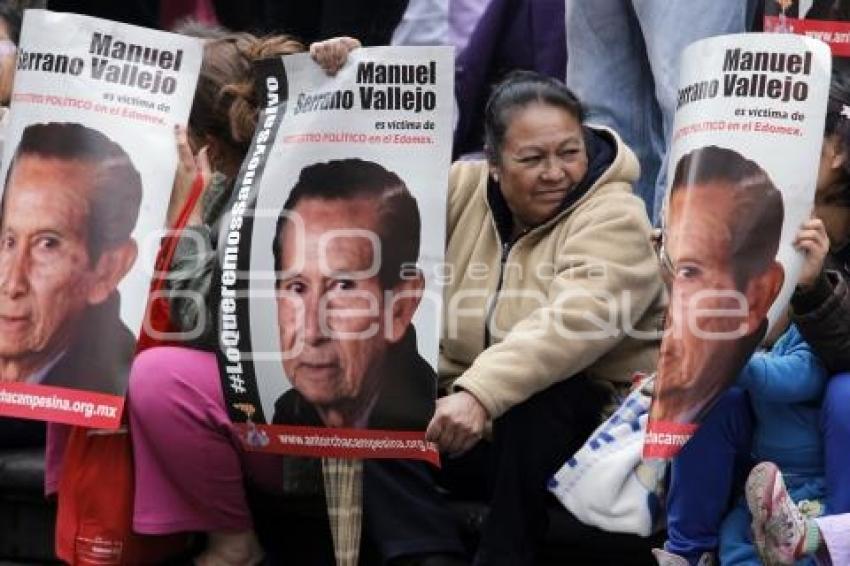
[
  {"x1": 0, "y1": 10, "x2": 202, "y2": 428},
  {"x1": 644, "y1": 33, "x2": 830, "y2": 459},
  {"x1": 215, "y1": 47, "x2": 453, "y2": 463}
]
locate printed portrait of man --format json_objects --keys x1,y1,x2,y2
[
  {"x1": 764, "y1": 0, "x2": 839, "y2": 19},
  {"x1": 0, "y1": 122, "x2": 141, "y2": 395},
  {"x1": 651, "y1": 145, "x2": 785, "y2": 424},
  {"x1": 271, "y1": 158, "x2": 435, "y2": 430}
]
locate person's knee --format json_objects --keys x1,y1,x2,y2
[
  {"x1": 128, "y1": 347, "x2": 173, "y2": 406},
  {"x1": 128, "y1": 347, "x2": 215, "y2": 417},
  {"x1": 495, "y1": 377, "x2": 606, "y2": 455},
  {"x1": 498, "y1": 376, "x2": 595, "y2": 428}
]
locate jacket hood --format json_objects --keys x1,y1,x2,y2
[{"x1": 487, "y1": 124, "x2": 639, "y2": 243}]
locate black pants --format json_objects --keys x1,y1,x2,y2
[
  {"x1": 441, "y1": 375, "x2": 610, "y2": 566},
  {"x1": 363, "y1": 459, "x2": 466, "y2": 562},
  {"x1": 0, "y1": 416, "x2": 46, "y2": 449}
]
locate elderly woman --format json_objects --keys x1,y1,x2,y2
[{"x1": 427, "y1": 71, "x2": 666, "y2": 565}]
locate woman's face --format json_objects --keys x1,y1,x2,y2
[{"x1": 492, "y1": 103, "x2": 588, "y2": 229}]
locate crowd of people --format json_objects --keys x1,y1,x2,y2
[{"x1": 0, "y1": 1, "x2": 849, "y2": 565}]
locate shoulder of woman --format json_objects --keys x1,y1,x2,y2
[
  {"x1": 585, "y1": 124, "x2": 640, "y2": 186},
  {"x1": 448, "y1": 160, "x2": 488, "y2": 203},
  {"x1": 581, "y1": 179, "x2": 648, "y2": 215},
  {"x1": 566, "y1": 184, "x2": 653, "y2": 235},
  {"x1": 449, "y1": 159, "x2": 487, "y2": 186}
]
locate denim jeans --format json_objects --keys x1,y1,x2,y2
[
  {"x1": 665, "y1": 374, "x2": 850, "y2": 564},
  {"x1": 822, "y1": 372, "x2": 850, "y2": 514},
  {"x1": 565, "y1": 0, "x2": 758, "y2": 223},
  {"x1": 665, "y1": 387, "x2": 754, "y2": 565}
]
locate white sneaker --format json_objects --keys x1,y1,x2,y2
[{"x1": 745, "y1": 461, "x2": 805, "y2": 566}]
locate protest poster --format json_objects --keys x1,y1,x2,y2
[
  {"x1": 215, "y1": 47, "x2": 453, "y2": 464},
  {"x1": 0, "y1": 10, "x2": 202, "y2": 428},
  {"x1": 765, "y1": 0, "x2": 850, "y2": 56},
  {"x1": 644, "y1": 33, "x2": 831, "y2": 459}
]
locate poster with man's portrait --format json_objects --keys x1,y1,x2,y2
[
  {"x1": 765, "y1": 0, "x2": 850, "y2": 56},
  {"x1": 215, "y1": 47, "x2": 453, "y2": 463},
  {"x1": 644, "y1": 33, "x2": 831, "y2": 459},
  {"x1": 0, "y1": 10, "x2": 202, "y2": 428}
]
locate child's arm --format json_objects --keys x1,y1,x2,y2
[{"x1": 737, "y1": 336, "x2": 826, "y2": 403}]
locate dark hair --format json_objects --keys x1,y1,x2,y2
[
  {"x1": 483, "y1": 70, "x2": 584, "y2": 164},
  {"x1": 825, "y1": 60, "x2": 850, "y2": 202},
  {"x1": 187, "y1": 32, "x2": 303, "y2": 174},
  {"x1": 5, "y1": 122, "x2": 143, "y2": 261},
  {"x1": 273, "y1": 159, "x2": 421, "y2": 288},
  {"x1": 670, "y1": 146, "x2": 784, "y2": 289},
  {"x1": 0, "y1": 2, "x2": 22, "y2": 45},
  {"x1": 828, "y1": 0, "x2": 850, "y2": 20}
]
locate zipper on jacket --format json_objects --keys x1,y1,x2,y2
[
  {"x1": 483, "y1": 225, "x2": 530, "y2": 349},
  {"x1": 483, "y1": 240, "x2": 511, "y2": 348}
]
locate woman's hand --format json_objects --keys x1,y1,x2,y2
[
  {"x1": 167, "y1": 125, "x2": 211, "y2": 228},
  {"x1": 794, "y1": 216, "x2": 830, "y2": 290},
  {"x1": 309, "y1": 36, "x2": 361, "y2": 76},
  {"x1": 425, "y1": 390, "x2": 488, "y2": 455}
]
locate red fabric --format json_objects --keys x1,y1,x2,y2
[
  {"x1": 136, "y1": 173, "x2": 207, "y2": 353},
  {"x1": 55, "y1": 428, "x2": 189, "y2": 565},
  {"x1": 55, "y1": 174, "x2": 206, "y2": 563}
]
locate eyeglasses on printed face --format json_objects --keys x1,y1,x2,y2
[{"x1": 651, "y1": 228, "x2": 673, "y2": 285}]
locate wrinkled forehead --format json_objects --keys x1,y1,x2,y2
[
  {"x1": 666, "y1": 184, "x2": 737, "y2": 257},
  {"x1": 278, "y1": 197, "x2": 383, "y2": 266},
  {"x1": 6, "y1": 153, "x2": 99, "y2": 191},
  {"x1": 3, "y1": 155, "x2": 98, "y2": 216}
]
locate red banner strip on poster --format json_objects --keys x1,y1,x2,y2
[
  {"x1": 0, "y1": 381, "x2": 124, "y2": 429},
  {"x1": 765, "y1": 16, "x2": 850, "y2": 56},
  {"x1": 642, "y1": 420, "x2": 699, "y2": 460},
  {"x1": 235, "y1": 423, "x2": 441, "y2": 466}
]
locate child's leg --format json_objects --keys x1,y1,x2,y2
[
  {"x1": 719, "y1": 501, "x2": 761, "y2": 565},
  {"x1": 822, "y1": 372, "x2": 850, "y2": 513},
  {"x1": 665, "y1": 387, "x2": 753, "y2": 561}
]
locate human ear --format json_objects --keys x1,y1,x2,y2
[
  {"x1": 385, "y1": 269, "x2": 425, "y2": 344},
  {"x1": 833, "y1": 146, "x2": 847, "y2": 171},
  {"x1": 744, "y1": 262, "x2": 785, "y2": 334},
  {"x1": 86, "y1": 240, "x2": 138, "y2": 305},
  {"x1": 823, "y1": 134, "x2": 847, "y2": 172}
]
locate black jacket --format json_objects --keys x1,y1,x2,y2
[
  {"x1": 272, "y1": 328, "x2": 436, "y2": 431},
  {"x1": 791, "y1": 242, "x2": 850, "y2": 373},
  {"x1": 40, "y1": 293, "x2": 136, "y2": 396}
]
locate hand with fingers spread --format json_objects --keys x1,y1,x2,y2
[
  {"x1": 167, "y1": 124, "x2": 212, "y2": 228},
  {"x1": 425, "y1": 390, "x2": 489, "y2": 455},
  {"x1": 794, "y1": 216, "x2": 830, "y2": 290},
  {"x1": 309, "y1": 36, "x2": 361, "y2": 76}
]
